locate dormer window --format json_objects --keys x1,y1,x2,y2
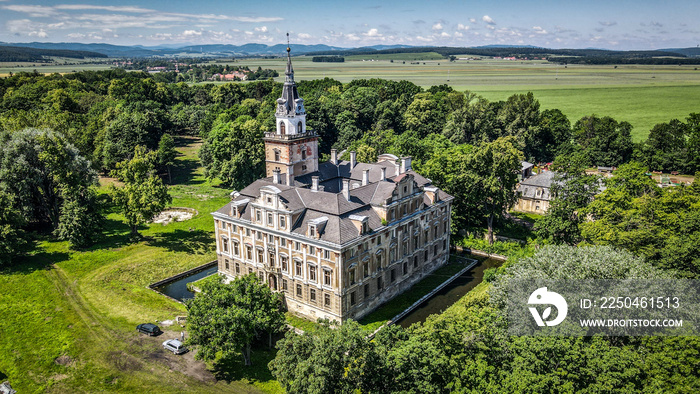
[
  {"x1": 298, "y1": 121, "x2": 303, "y2": 133},
  {"x1": 309, "y1": 225, "x2": 316, "y2": 237},
  {"x1": 279, "y1": 122, "x2": 286, "y2": 135}
]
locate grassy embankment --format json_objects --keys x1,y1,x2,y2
[{"x1": 0, "y1": 136, "x2": 281, "y2": 393}]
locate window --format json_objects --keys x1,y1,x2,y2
[
  {"x1": 246, "y1": 245, "x2": 253, "y2": 260},
  {"x1": 403, "y1": 186, "x2": 407, "y2": 193},
  {"x1": 309, "y1": 226, "x2": 316, "y2": 237},
  {"x1": 424, "y1": 250, "x2": 429, "y2": 262},
  {"x1": 256, "y1": 231, "x2": 263, "y2": 240},
  {"x1": 350, "y1": 291, "x2": 356, "y2": 306},
  {"x1": 295, "y1": 261, "x2": 302, "y2": 276},
  {"x1": 298, "y1": 121, "x2": 303, "y2": 132},
  {"x1": 233, "y1": 240, "x2": 239, "y2": 256},
  {"x1": 403, "y1": 261, "x2": 408, "y2": 275},
  {"x1": 280, "y1": 121, "x2": 286, "y2": 134},
  {"x1": 281, "y1": 256, "x2": 288, "y2": 272},
  {"x1": 256, "y1": 209, "x2": 261, "y2": 222},
  {"x1": 222, "y1": 237, "x2": 228, "y2": 253},
  {"x1": 364, "y1": 284, "x2": 370, "y2": 298},
  {"x1": 257, "y1": 249, "x2": 263, "y2": 264},
  {"x1": 376, "y1": 253, "x2": 383, "y2": 268},
  {"x1": 301, "y1": 165, "x2": 307, "y2": 171},
  {"x1": 413, "y1": 256, "x2": 418, "y2": 268},
  {"x1": 310, "y1": 288, "x2": 316, "y2": 302},
  {"x1": 296, "y1": 284, "x2": 302, "y2": 297},
  {"x1": 363, "y1": 262, "x2": 369, "y2": 278},
  {"x1": 232, "y1": 224, "x2": 237, "y2": 233},
  {"x1": 219, "y1": 220, "x2": 225, "y2": 229},
  {"x1": 443, "y1": 239, "x2": 447, "y2": 250},
  {"x1": 274, "y1": 149, "x2": 280, "y2": 162},
  {"x1": 267, "y1": 196, "x2": 272, "y2": 204},
  {"x1": 349, "y1": 268, "x2": 356, "y2": 285},
  {"x1": 268, "y1": 234, "x2": 274, "y2": 243},
  {"x1": 376, "y1": 235, "x2": 381, "y2": 244},
  {"x1": 414, "y1": 236, "x2": 419, "y2": 250},
  {"x1": 224, "y1": 259, "x2": 229, "y2": 270},
  {"x1": 248, "y1": 268, "x2": 253, "y2": 274},
  {"x1": 324, "y1": 294, "x2": 331, "y2": 307},
  {"x1": 282, "y1": 279, "x2": 288, "y2": 291},
  {"x1": 391, "y1": 269, "x2": 396, "y2": 283},
  {"x1": 295, "y1": 242, "x2": 301, "y2": 251},
  {"x1": 309, "y1": 265, "x2": 317, "y2": 282},
  {"x1": 377, "y1": 276, "x2": 383, "y2": 290},
  {"x1": 301, "y1": 149, "x2": 306, "y2": 160},
  {"x1": 268, "y1": 213, "x2": 273, "y2": 227},
  {"x1": 269, "y1": 252, "x2": 276, "y2": 267},
  {"x1": 281, "y1": 238, "x2": 287, "y2": 247},
  {"x1": 403, "y1": 242, "x2": 408, "y2": 256},
  {"x1": 324, "y1": 269, "x2": 332, "y2": 286},
  {"x1": 246, "y1": 228, "x2": 251, "y2": 237},
  {"x1": 280, "y1": 216, "x2": 286, "y2": 229},
  {"x1": 309, "y1": 245, "x2": 315, "y2": 255},
  {"x1": 323, "y1": 249, "x2": 330, "y2": 260},
  {"x1": 235, "y1": 263, "x2": 240, "y2": 274}
]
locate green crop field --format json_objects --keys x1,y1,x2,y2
[
  {"x1": 0, "y1": 137, "x2": 281, "y2": 393},
  {"x1": 232, "y1": 56, "x2": 700, "y2": 141}
]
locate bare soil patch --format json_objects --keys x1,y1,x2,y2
[{"x1": 152, "y1": 207, "x2": 198, "y2": 225}]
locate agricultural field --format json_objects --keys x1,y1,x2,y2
[
  {"x1": 0, "y1": 137, "x2": 280, "y2": 393},
  {"x1": 233, "y1": 56, "x2": 700, "y2": 141}
]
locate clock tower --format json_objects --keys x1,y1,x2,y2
[{"x1": 263, "y1": 35, "x2": 318, "y2": 183}]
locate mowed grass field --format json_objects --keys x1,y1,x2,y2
[{"x1": 0, "y1": 137, "x2": 281, "y2": 393}]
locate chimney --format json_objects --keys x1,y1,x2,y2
[
  {"x1": 331, "y1": 149, "x2": 338, "y2": 165},
  {"x1": 362, "y1": 169, "x2": 370, "y2": 186},
  {"x1": 342, "y1": 178, "x2": 350, "y2": 201},
  {"x1": 380, "y1": 167, "x2": 386, "y2": 181},
  {"x1": 286, "y1": 171, "x2": 294, "y2": 186},
  {"x1": 273, "y1": 168, "x2": 281, "y2": 184},
  {"x1": 350, "y1": 151, "x2": 357, "y2": 168},
  {"x1": 400, "y1": 157, "x2": 412, "y2": 174},
  {"x1": 311, "y1": 176, "x2": 319, "y2": 191}
]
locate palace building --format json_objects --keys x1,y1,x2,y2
[{"x1": 212, "y1": 46, "x2": 454, "y2": 322}]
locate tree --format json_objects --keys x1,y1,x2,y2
[
  {"x1": 0, "y1": 190, "x2": 31, "y2": 265},
  {"x1": 0, "y1": 128, "x2": 102, "y2": 249},
  {"x1": 269, "y1": 319, "x2": 380, "y2": 394},
  {"x1": 467, "y1": 137, "x2": 524, "y2": 244},
  {"x1": 535, "y1": 152, "x2": 600, "y2": 244},
  {"x1": 110, "y1": 146, "x2": 171, "y2": 237},
  {"x1": 572, "y1": 115, "x2": 634, "y2": 167},
  {"x1": 188, "y1": 274, "x2": 284, "y2": 366},
  {"x1": 157, "y1": 133, "x2": 176, "y2": 184},
  {"x1": 199, "y1": 115, "x2": 265, "y2": 190},
  {"x1": 636, "y1": 119, "x2": 688, "y2": 173}
]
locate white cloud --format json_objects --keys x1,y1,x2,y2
[
  {"x1": 440, "y1": 31, "x2": 450, "y2": 38},
  {"x1": 598, "y1": 21, "x2": 617, "y2": 27},
  {"x1": 364, "y1": 28, "x2": 381, "y2": 37},
  {"x1": 28, "y1": 29, "x2": 48, "y2": 38},
  {"x1": 454, "y1": 31, "x2": 463, "y2": 37},
  {"x1": 254, "y1": 26, "x2": 268, "y2": 32},
  {"x1": 54, "y1": 5, "x2": 153, "y2": 13},
  {"x1": 298, "y1": 33, "x2": 311, "y2": 39},
  {"x1": 482, "y1": 15, "x2": 495, "y2": 25},
  {"x1": 432, "y1": 22, "x2": 443, "y2": 31},
  {"x1": 183, "y1": 29, "x2": 202, "y2": 37},
  {"x1": 533, "y1": 26, "x2": 547, "y2": 35},
  {"x1": 469, "y1": 18, "x2": 476, "y2": 23},
  {"x1": 2, "y1": 5, "x2": 57, "y2": 17},
  {"x1": 457, "y1": 23, "x2": 469, "y2": 31}
]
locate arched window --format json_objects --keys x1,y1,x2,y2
[
  {"x1": 279, "y1": 121, "x2": 285, "y2": 135},
  {"x1": 297, "y1": 121, "x2": 303, "y2": 133},
  {"x1": 274, "y1": 149, "x2": 280, "y2": 162}
]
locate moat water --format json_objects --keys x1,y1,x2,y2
[
  {"x1": 396, "y1": 256, "x2": 502, "y2": 328},
  {"x1": 154, "y1": 265, "x2": 218, "y2": 302}
]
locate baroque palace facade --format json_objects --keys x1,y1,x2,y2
[{"x1": 212, "y1": 47, "x2": 453, "y2": 322}]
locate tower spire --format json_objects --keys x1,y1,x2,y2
[{"x1": 285, "y1": 32, "x2": 294, "y2": 82}]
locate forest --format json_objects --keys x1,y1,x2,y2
[{"x1": 1, "y1": 69, "x2": 700, "y2": 392}]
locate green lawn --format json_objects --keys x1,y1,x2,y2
[{"x1": 0, "y1": 136, "x2": 281, "y2": 393}]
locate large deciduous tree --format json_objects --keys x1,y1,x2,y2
[
  {"x1": 110, "y1": 145, "x2": 171, "y2": 237},
  {"x1": 187, "y1": 274, "x2": 284, "y2": 366},
  {"x1": 199, "y1": 115, "x2": 265, "y2": 190},
  {"x1": 572, "y1": 115, "x2": 634, "y2": 167},
  {"x1": 0, "y1": 128, "x2": 102, "y2": 250}
]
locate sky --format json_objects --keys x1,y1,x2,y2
[{"x1": 1, "y1": 0, "x2": 699, "y2": 50}]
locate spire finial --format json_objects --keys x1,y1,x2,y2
[{"x1": 286, "y1": 32, "x2": 290, "y2": 53}]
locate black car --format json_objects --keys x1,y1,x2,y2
[{"x1": 136, "y1": 323, "x2": 162, "y2": 336}]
